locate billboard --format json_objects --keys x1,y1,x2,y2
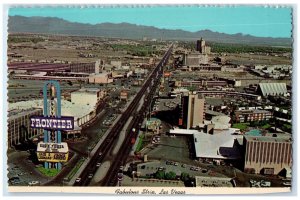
[
  {"x1": 30, "y1": 116, "x2": 74, "y2": 130},
  {"x1": 37, "y1": 142, "x2": 69, "y2": 163}
]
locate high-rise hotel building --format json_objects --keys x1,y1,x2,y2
[
  {"x1": 243, "y1": 134, "x2": 292, "y2": 175},
  {"x1": 179, "y1": 93, "x2": 205, "y2": 129}
]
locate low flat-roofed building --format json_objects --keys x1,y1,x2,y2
[
  {"x1": 120, "y1": 89, "x2": 129, "y2": 101},
  {"x1": 183, "y1": 52, "x2": 208, "y2": 66},
  {"x1": 195, "y1": 176, "x2": 234, "y2": 187},
  {"x1": 235, "y1": 109, "x2": 272, "y2": 123},
  {"x1": 9, "y1": 98, "x2": 97, "y2": 137},
  {"x1": 193, "y1": 129, "x2": 242, "y2": 160},
  {"x1": 88, "y1": 72, "x2": 113, "y2": 84},
  {"x1": 146, "y1": 118, "x2": 161, "y2": 132},
  {"x1": 8, "y1": 108, "x2": 43, "y2": 148},
  {"x1": 243, "y1": 134, "x2": 292, "y2": 175},
  {"x1": 71, "y1": 88, "x2": 105, "y2": 107}
]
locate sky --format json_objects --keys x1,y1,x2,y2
[{"x1": 9, "y1": 6, "x2": 292, "y2": 38}]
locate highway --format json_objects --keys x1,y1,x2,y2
[{"x1": 73, "y1": 45, "x2": 173, "y2": 186}]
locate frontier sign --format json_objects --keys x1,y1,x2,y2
[{"x1": 30, "y1": 116, "x2": 74, "y2": 131}]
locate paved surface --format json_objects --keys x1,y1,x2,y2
[
  {"x1": 142, "y1": 135, "x2": 191, "y2": 163},
  {"x1": 122, "y1": 175, "x2": 184, "y2": 187},
  {"x1": 91, "y1": 161, "x2": 111, "y2": 183},
  {"x1": 195, "y1": 176, "x2": 233, "y2": 187},
  {"x1": 7, "y1": 151, "x2": 48, "y2": 186},
  {"x1": 154, "y1": 97, "x2": 180, "y2": 112},
  {"x1": 136, "y1": 160, "x2": 227, "y2": 178},
  {"x1": 112, "y1": 116, "x2": 133, "y2": 155}
]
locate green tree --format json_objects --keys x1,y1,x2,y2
[
  {"x1": 165, "y1": 171, "x2": 176, "y2": 180},
  {"x1": 180, "y1": 172, "x2": 190, "y2": 182},
  {"x1": 155, "y1": 171, "x2": 165, "y2": 179}
]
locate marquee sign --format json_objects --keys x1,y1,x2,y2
[
  {"x1": 30, "y1": 116, "x2": 74, "y2": 130},
  {"x1": 37, "y1": 142, "x2": 69, "y2": 163}
]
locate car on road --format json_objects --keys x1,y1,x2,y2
[
  {"x1": 75, "y1": 178, "x2": 81, "y2": 183},
  {"x1": 88, "y1": 174, "x2": 93, "y2": 179},
  {"x1": 99, "y1": 152, "x2": 103, "y2": 156},
  {"x1": 28, "y1": 181, "x2": 40, "y2": 186},
  {"x1": 117, "y1": 173, "x2": 123, "y2": 181},
  {"x1": 96, "y1": 163, "x2": 101, "y2": 167}
]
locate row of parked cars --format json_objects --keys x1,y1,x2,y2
[
  {"x1": 165, "y1": 160, "x2": 208, "y2": 173},
  {"x1": 152, "y1": 136, "x2": 160, "y2": 144}
]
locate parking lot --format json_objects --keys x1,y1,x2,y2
[
  {"x1": 152, "y1": 97, "x2": 180, "y2": 112},
  {"x1": 143, "y1": 135, "x2": 191, "y2": 164},
  {"x1": 7, "y1": 151, "x2": 48, "y2": 186},
  {"x1": 135, "y1": 160, "x2": 227, "y2": 179}
]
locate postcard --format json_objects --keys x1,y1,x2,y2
[{"x1": 4, "y1": 5, "x2": 293, "y2": 195}]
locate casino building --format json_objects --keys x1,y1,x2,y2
[{"x1": 8, "y1": 108, "x2": 43, "y2": 148}]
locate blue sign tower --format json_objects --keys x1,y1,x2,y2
[{"x1": 43, "y1": 80, "x2": 62, "y2": 170}]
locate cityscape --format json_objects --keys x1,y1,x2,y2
[{"x1": 6, "y1": 6, "x2": 293, "y2": 192}]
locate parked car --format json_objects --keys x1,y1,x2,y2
[
  {"x1": 96, "y1": 163, "x2": 101, "y2": 167},
  {"x1": 283, "y1": 182, "x2": 291, "y2": 186},
  {"x1": 75, "y1": 178, "x2": 81, "y2": 183},
  {"x1": 28, "y1": 181, "x2": 40, "y2": 186},
  {"x1": 88, "y1": 174, "x2": 93, "y2": 179},
  {"x1": 260, "y1": 180, "x2": 271, "y2": 187},
  {"x1": 158, "y1": 167, "x2": 165, "y2": 171}
]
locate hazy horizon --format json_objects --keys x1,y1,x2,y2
[{"x1": 9, "y1": 6, "x2": 292, "y2": 38}]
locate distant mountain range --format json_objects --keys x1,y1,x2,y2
[{"x1": 8, "y1": 16, "x2": 292, "y2": 46}]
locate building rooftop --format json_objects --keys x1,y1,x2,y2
[
  {"x1": 8, "y1": 107, "x2": 42, "y2": 121},
  {"x1": 193, "y1": 128, "x2": 242, "y2": 159},
  {"x1": 89, "y1": 72, "x2": 110, "y2": 78},
  {"x1": 9, "y1": 99, "x2": 95, "y2": 129},
  {"x1": 236, "y1": 109, "x2": 271, "y2": 114},
  {"x1": 71, "y1": 87, "x2": 100, "y2": 94},
  {"x1": 258, "y1": 83, "x2": 287, "y2": 96},
  {"x1": 244, "y1": 134, "x2": 292, "y2": 143}
]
